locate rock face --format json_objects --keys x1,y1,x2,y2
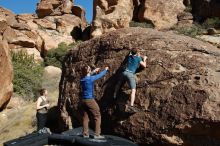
[
  {"x1": 42, "y1": 66, "x2": 62, "y2": 103},
  {"x1": 58, "y1": 27, "x2": 220, "y2": 145},
  {"x1": 177, "y1": 11, "x2": 193, "y2": 27},
  {"x1": 0, "y1": 3, "x2": 86, "y2": 109},
  {"x1": 138, "y1": 0, "x2": 185, "y2": 29},
  {"x1": 71, "y1": 5, "x2": 87, "y2": 27},
  {"x1": 198, "y1": 34, "x2": 220, "y2": 47},
  {"x1": 91, "y1": 0, "x2": 185, "y2": 36},
  {"x1": 36, "y1": 0, "x2": 74, "y2": 18},
  {"x1": 191, "y1": 0, "x2": 220, "y2": 19},
  {"x1": 91, "y1": 0, "x2": 134, "y2": 37},
  {"x1": 0, "y1": 40, "x2": 13, "y2": 111},
  {"x1": 0, "y1": 2, "x2": 86, "y2": 60}
]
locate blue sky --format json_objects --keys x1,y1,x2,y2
[{"x1": 0, "y1": 0, "x2": 93, "y2": 22}]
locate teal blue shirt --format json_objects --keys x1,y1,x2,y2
[{"x1": 125, "y1": 55, "x2": 142, "y2": 74}]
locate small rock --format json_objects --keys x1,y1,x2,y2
[{"x1": 207, "y1": 28, "x2": 218, "y2": 35}]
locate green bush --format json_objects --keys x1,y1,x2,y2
[
  {"x1": 174, "y1": 24, "x2": 204, "y2": 37},
  {"x1": 12, "y1": 50, "x2": 44, "y2": 100},
  {"x1": 44, "y1": 42, "x2": 80, "y2": 68},
  {"x1": 129, "y1": 21, "x2": 154, "y2": 28},
  {"x1": 174, "y1": 17, "x2": 220, "y2": 37},
  {"x1": 202, "y1": 17, "x2": 220, "y2": 29}
]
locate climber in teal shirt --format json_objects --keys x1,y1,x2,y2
[{"x1": 114, "y1": 48, "x2": 147, "y2": 113}]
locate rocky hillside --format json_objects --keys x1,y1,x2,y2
[
  {"x1": 0, "y1": 0, "x2": 86, "y2": 110},
  {"x1": 58, "y1": 27, "x2": 220, "y2": 146},
  {"x1": 91, "y1": 0, "x2": 220, "y2": 38},
  {"x1": 91, "y1": 0, "x2": 186, "y2": 37},
  {"x1": 0, "y1": 0, "x2": 86, "y2": 61}
]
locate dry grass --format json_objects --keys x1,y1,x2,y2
[
  {"x1": 0, "y1": 102, "x2": 36, "y2": 146},
  {"x1": 0, "y1": 95, "x2": 58, "y2": 146},
  {"x1": 0, "y1": 65, "x2": 61, "y2": 145}
]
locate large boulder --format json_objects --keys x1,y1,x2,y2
[
  {"x1": 0, "y1": 7, "x2": 16, "y2": 34},
  {"x1": 54, "y1": 14, "x2": 83, "y2": 34},
  {"x1": 71, "y1": 5, "x2": 87, "y2": 28},
  {"x1": 0, "y1": 40, "x2": 13, "y2": 111},
  {"x1": 42, "y1": 66, "x2": 62, "y2": 103},
  {"x1": 58, "y1": 27, "x2": 220, "y2": 145},
  {"x1": 36, "y1": 0, "x2": 74, "y2": 18},
  {"x1": 60, "y1": 0, "x2": 73, "y2": 14},
  {"x1": 191, "y1": 0, "x2": 220, "y2": 19},
  {"x1": 37, "y1": 29, "x2": 73, "y2": 51},
  {"x1": 138, "y1": 0, "x2": 185, "y2": 29},
  {"x1": 177, "y1": 11, "x2": 193, "y2": 27},
  {"x1": 0, "y1": 7, "x2": 16, "y2": 26},
  {"x1": 16, "y1": 14, "x2": 39, "y2": 30},
  {"x1": 2, "y1": 26, "x2": 17, "y2": 42},
  {"x1": 36, "y1": 0, "x2": 57, "y2": 18},
  {"x1": 33, "y1": 18, "x2": 57, "y2": 30},
  {"x1": 9, "y1": 36, "x2": 35, "y2": 48},
  {"x1": 91, "y1": 0, "x2": 134, "y2": 37}
]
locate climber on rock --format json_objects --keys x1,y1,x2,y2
[
  {"x1": 113, "y1": 48, "x2": 147, "y2": 113},
  {"x1": 80, "y1": 65, "x2": 109, "y2": 139}
]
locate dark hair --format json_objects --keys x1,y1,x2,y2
[
  {"x1": 81, "y1": 65, "x2": 89, "y2": 77},
  {"x1": 39, "y1": 88, "x2": 47, "y2": 96},
  {"x1": 131, "y1": 48, "x2": 139, "y2": 55}
]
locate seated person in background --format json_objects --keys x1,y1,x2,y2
[{"x1": 80, "y1": 65, "x2": 109, "y2": 139}]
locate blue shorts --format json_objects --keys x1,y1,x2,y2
[{"x1": 122, "y1": 71, "x2": 136, "y2": 89}]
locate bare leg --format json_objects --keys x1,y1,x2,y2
[{"x1": 130, "y1": 89, "x2": 136, "y2": 106}]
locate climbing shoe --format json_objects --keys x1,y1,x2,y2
[
  {"x1": 125, "y1": 105, "x2": 139, "y2": 114},
  {"x1": 94, "y1": 135, "x2": 105, "y2": 139},
  {"x1": 83, "y1": 135, "x2": 90, "y2": 138}
]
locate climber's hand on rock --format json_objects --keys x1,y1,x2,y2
[
  {"x1": 95, "y1": 68, "x2": 100, "y2": 73},
  {"x1": 105, "y1": 67, "x2": 109, "y2": 71},
  {"x1": 143, "y1": 56, "x2": 148, "y2": 61}
]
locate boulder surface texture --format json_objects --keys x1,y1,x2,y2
[
  {"x1": 0, "y1": 40, "x2": 13, "y2": 111},
  {"x1": 59, "y1": 27, "x2": 220, "y2": 145}
]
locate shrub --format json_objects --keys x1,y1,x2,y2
[
  {"x1": 173, "y1": 24, "x2": 204, "y2": 37},
  {"x1": 12, "y1": 50, "x2": 44, "y2": 100},
  {"x1": 202, "y1": 17, "x2": 220, "y2": 29},
  {"x1": 44, "y1": 42, "x2": 80, "y2": 68},
  {"x1": 129, "y1": 21, "x2": 154, "y2": 28}
]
